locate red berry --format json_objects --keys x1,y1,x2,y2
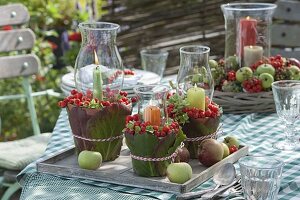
[
  {"x1": 71, "y1": 89, "x2": 77, "y2": 95},
  {"x1": 205, "y1": 110, "x2": 212, "y2": 117},
  {"x1": 229, "y1": 145, "x2": 238, "y2": 154},
  {"x1": 163, "y1": 126, "x2": 170, "y2": 133},
  {"x1": 132, "y1": 114, "x2": 140, "y2": 121},
  {"x1": 131, "y1": 97, "x2": 138, "y2": 103}
]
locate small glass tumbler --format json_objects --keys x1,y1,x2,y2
[
  {"x1": 140, "y1": 49, "x2": 169, "y2": 79},
  {"x1": 134, "y1": 84, "x2": 170, "y2": 126},
  {"x1": 272, "y1": 80, "x2": 300, "y2": 151},
  {"x1": 239, "y1": 156, "x2": 284, "y2": 200}
]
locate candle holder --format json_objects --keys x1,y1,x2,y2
[
  {"x1": 124, "y1": 85, "x2": 186, "y2": 177},
  {"x1": 74, "y1": 22, "x2": 123, "y2": 96},
  {"x1": 168, "y1": 45, "x2": 222, "y2": 159},
  {"x1": 221, "y1": 3, "x2": 277, "y2": 71},
  {"x1": 60, "y1": 22, "x2": 133, "y2": 162}
]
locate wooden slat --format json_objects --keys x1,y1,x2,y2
[
  {"x1": 0, "y1": 54, "x2": 40, "y2": 79},
  {"x1": 273, "y1": 0, "x2": 300, "y2": 21},
  {"x1": 0, "y1": 4, "x2": 29, "y2": 26},
  {"x1": 0, "y1": 29, "x2": 35, "y2": 52},
  {"x1": 272, "y1": 24, "x2": 300, "y2": 47},
  {"x1": 271, "y1": 48, "x2": 300, "y2": 60},
  {"x1": 102, "y1": 0, "x2": 276, "y2": 73}
]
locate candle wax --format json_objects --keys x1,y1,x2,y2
[
  {"x1": 243, "y1": 46, "x2": 263, "y2": 67},
  {"x1": 93, "y1": 66, "x2": 103, "y2": 100},
  {"x1": 143, "y1": 105, "x2": 161, "y2": 126},
  {"x1": 186, "y1": 86, "x2": 205, "y2": 110},
  {"x1": 238, "y1": 17, "x2": 257, "y2": 57}
]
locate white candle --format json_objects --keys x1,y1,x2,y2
[{"x1": 243, "y1": 45, "x2": 263, "y2": 67}]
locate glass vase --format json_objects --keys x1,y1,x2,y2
[
  {"x1": 221, "y1": 3, "x2": 277, "y2": 71},
  {"x1": 177, "y1": 45, "x2": 214, "y2": 102},
  {"x1": 74, "y1": 22, "x2": 123, "y2": 96},
  {"x1": 177, "y1": 46, "x2": 221, "y2": 159}
]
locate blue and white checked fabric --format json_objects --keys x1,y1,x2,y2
[{"x1": 18, "y1": 109, "x2": 300, "y2": 200}]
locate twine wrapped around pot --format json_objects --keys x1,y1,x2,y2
[{"x1": 213, "y1": 91, "x2": 275, "y2": 114}]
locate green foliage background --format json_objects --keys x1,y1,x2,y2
[{"x1": 0, "y1": 0, "x2": 104, "y2": 140}]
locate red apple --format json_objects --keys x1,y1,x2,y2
[
  {"x1": 176, "y1": 147, "x2": 190, "y2": 163},
  {"x1": 198, "y1": 139, "x2": 224, "y2": 167}
]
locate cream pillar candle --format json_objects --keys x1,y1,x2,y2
[{"x1": 243, "y1": 45, "x2": 263, "y2": 67}]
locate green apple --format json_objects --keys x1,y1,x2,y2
[
  {"x1": 235, "y1": 67, "x2": 253, "y2": 82},
  {"x1": 256, "y1": 64, "x2": 276, "y2": 77},
  {"x1": 259, "y1": 73, "x2": 274, "y2": 89},
  {"x1": 78, "y1": 150, "x2": 102, "y2": 170},
  {"x1": 287, "y1": 65, "x2": 300, "y2": 80},
  {"x1": 209, "y1": 59, "x2": 218, "y2": 69},
  {"x1": 167, "y1": 162, "x2": 193, "y2": 184},
  {"x1": 225, "y1": 55, "x2": 239, "y2": 71},
  {"x1": 223, "y1": 136, "x2": 240, "y2": 148},
  {"x1": 222, "y1": 143, "x2": 230, "y2": 158}
]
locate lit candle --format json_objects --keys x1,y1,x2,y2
[
  {"x1": 93, "y1": 50, "x2": 103, "y2": 100},
  {"x1": 143, "y1": 105, "x2": 161, "y2": 126},
  {"x1": 238, "y1": 16, "x2": 257, "y2": 57},
  {"x1": 244, "y1": 45, "x2": 263, "y2": 67},
  {"x1": 186, "y1": 85, "x2": 205, "y2": 110}
]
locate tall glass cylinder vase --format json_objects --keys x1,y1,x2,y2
[{"x1": 221, "y1": 3, "x2": 277, "y2": 71}]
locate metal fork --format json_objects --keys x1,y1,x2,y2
[{"x1": 216, "y1": 179, "x2": 244, "y2": 199}]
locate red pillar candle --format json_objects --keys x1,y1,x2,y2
[
  {"x1": 143, "y1": 105, "x2": 161, "y2": 126},
  {"x1": 238, "y1": 16, "x2": 257, "y2": 58}
]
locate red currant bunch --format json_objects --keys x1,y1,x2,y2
[
  {"x1": 242, "y1": 78, "x2": 263, "y2": 93},
  {"x1": 227, "y1": 70, "x2": 236, "y2": 81},
  {"x1": 124, "y1": 114, "x2": 180, "y2": 137},
  {"x1": 124, "y1": 69, "x2": 135, "y2": 76}
]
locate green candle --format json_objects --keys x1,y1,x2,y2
[
  {"x1": 186, "y1": 85, "x2": 205, "y2": 110},
  {"x1": 93, "y1": 50, "x2": 103, "y2": 100}
]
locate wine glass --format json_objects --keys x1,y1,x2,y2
[{"x1": 272, "y1": 80, "x2": 300, "y2": 151}]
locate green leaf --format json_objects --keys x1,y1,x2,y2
[
  {"x1": 68, "y1": 103, "x2": 131, "y2": 161},
  {"x1": 125, "y1": 129, "x2": 186, "y2": 177}
]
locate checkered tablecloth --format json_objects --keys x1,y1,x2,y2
[{"x1": 17, "y1": 109, "x2": 300, "y2": 200}]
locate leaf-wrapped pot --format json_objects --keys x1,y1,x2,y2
[
  {"x1": 182, "y1": 115, "x2": 221, "y2": 159},
  {"x1": 125, "y1": 129, "x2": 186, "y2": 177},
  {"x1": 67, "y1": 103, "x2": 131, "y2": 161}
]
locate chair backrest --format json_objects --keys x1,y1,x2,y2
[
  {"x1": 0, "y1": 4, "x2": 41, "y2": 135},
  {"x1": 272, "y1": 0, "x2": 300, "y2": 59}
]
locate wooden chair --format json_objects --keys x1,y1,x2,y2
[
  {"x1": 272, "y1": 0, "x2": 300, "y2": 59},
  {"x1": 0, "y1": 4, "x2": 55, "y2": 200}
]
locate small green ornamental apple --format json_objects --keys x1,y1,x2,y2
[
  {"x1": 223, "y1": 136, "x2": 240, "y2": 149},
  {"x1": 235, "y1": 67, "x2": 253, "y2": 82},
  {"x1": 209, "y1": 59, "x2": 218, "y2": 69},
  {"x1": 225, "y1": 56, "x2": 239, "y2": 71},
  {"x1": 287, "y1": 65, "x2": 300, "y2": 80},
  {"x1": 167, "y1": 162, "x2": 192, "y2": 184},
  {"x1": 256, "y1": 64, "x2": 276, "y2": 77},
  {"x1": 259, "y1": 73, "x2": 274, "y2": 89},
  {"x1": 78, "y1": 150, "x2": 102, "y2": 170},
  {"x1": 222, "y1": 143, "x2": 230, "y2": 158}
]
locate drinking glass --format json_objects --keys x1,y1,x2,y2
[
  {"x1": 239, "y1": 156, "x2": 284, "y2": 200},
  {"x1": 140, "y1": 49, "x2": 169, "y2": 79},
  {"x1": 272, "y1": 80, "x2": 300, "y2": 151}
]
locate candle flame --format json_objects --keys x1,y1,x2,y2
[
  {"x1": 250, "y1": 45, "x2": 253, "y2": 48},
  {"x1": 94, "y1": 50, "x2": 99, "y2": 65},
  {"x1": 246, "y1": 16, "x2": 250, "y2": 20}
]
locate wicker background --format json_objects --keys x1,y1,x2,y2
[{"x1": 102, "y1": 0, "x2": 276, "y2": 76}]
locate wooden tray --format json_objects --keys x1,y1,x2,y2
[{"x1": 37, "y1": 145, "x2": 249, "y2": 194}]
